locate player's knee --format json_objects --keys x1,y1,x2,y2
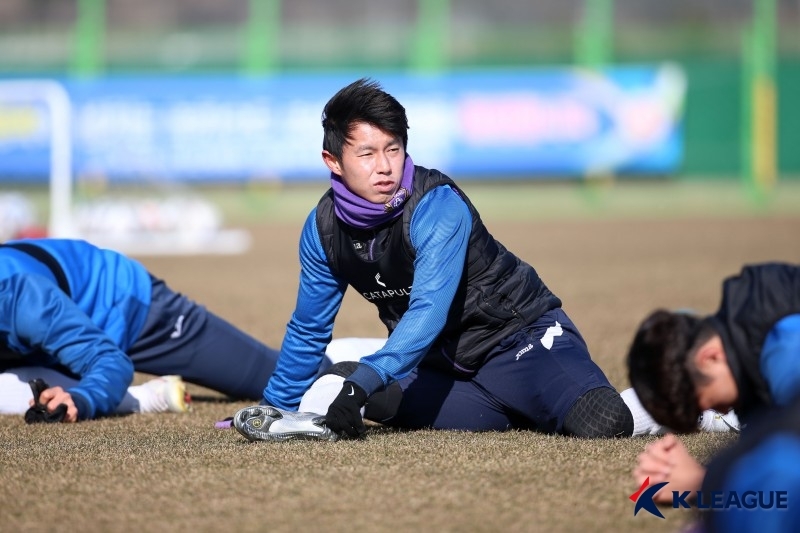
[{"x1": 562, "y1": 387, "x2": 634, "y2": 438}]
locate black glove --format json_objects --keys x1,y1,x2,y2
[
  {"x1": 325, "y1": 381, "x2": 368, "y2": 439},
  {"x1": 24, "y1": 378, "x2": 67, "y2": 424}
]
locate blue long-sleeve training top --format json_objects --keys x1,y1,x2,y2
[
  {"x1": 759, "y1": 314, "x2": 800, "y2": 406},
  {"x1": 264, "y1": 185, "x2": 472, "y2": 410},
  {"x1": 0, "y1": 239, "x2": 152, "y2": 418}
]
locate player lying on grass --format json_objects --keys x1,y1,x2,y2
[
  {"x1": 231, "y1": 78, "x2": 737, "y2": 443},
  {"x1": 0, "y1": 238, "x2": 280, "y2": 422},
  {"x1": 630, "y1": 262, "x2": 800, "y2": 503}
]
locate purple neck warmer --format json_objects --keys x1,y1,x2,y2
[{"x1": 330, "y1": 154, "x2": 415, "y2": 229}]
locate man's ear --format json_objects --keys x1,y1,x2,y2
[
  {"x1": 322, "y1": 150, "x2": 341, "y2": 175},
  {"x1": 694, "y1": 335, "x2": 726, "y2": 372}
]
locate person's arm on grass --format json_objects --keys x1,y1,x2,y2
[{"x1": 0, "y1": 273, "x2": 134, "y2": 421}]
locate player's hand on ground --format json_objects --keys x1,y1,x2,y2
[
  {"x1": 633, "y1": 434, "x2": 706, "y2": 504},
  {"x1": 32, "y1": 386, "x2": 78, "y2": 422},
  {"x1": 324, "y1": 381, "x2": 367, "y2": 438}
]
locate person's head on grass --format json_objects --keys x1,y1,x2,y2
[{"x1": 627, "y1": 309, "x2": 738, "y2": 433}]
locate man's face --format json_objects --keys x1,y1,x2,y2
[
  {"x1": 694, "y1": 335, "x2": 739, "y2": 412},
  {"x1": 322, "y1": 121, "x2": 406, "y2": 204}
]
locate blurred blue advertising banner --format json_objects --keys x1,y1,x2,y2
[{"x1": 0, "y1": 65, "x2": 685, "y2": 182}]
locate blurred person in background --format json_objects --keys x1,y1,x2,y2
[
  {"x1": 0, "y1": 238, "x2": 280, "y2": 422},
  {"x1": 629, "y1": 262, "x2": 800, "y2": 502},
  {"x1": 632, "y1": 395, "x2": 800, "y2": 533},
  {"x1": 234, "y1": 78, "x2": 640, "y2": 442},
  {"x1": 696, "y1": 392, "x2": 800, "y2": 533}
]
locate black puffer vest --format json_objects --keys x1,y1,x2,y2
[
  {"x1": 709, "y1": 263, "x2": 800, "y2": 416},
  {"x1": 316, "y1": 165, "x2": 561, "y2": 375}
]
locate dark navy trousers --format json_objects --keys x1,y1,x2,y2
[
  {"x1": 128, "y1": 276, "x2": 279, "y2": 400},
  {"x1": 387, "y1": 308, "x2": 613, "y2": 433}
]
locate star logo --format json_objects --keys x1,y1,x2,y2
[{"x1": 630, "y1": 477, "x2": 669, "y2": 518}]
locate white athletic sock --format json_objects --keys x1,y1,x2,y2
[
  {"x1": 0, "y1": 370, "x2": 36, "y2": 414},
  {"x1": 298, "y1": 373, "x2": 366, "y2": 417},
  {"x1": 620, "y1": 387, "x2": 666, "y2": 436},
  {"x1": 299, "y1": 374, "x2": 345, "y2": 415},
  {"x1": 324, "y1": 337, "x2": 387, "y2": 365},
  {"x1": 117, "y1": 387, "x2": 145, "y2": 413},
  {"x1": 301, "y1": 337, "x2": 386, "y2": 416}
]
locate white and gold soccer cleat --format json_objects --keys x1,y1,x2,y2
[{"x1": 140, "y1": 375, "x2": 192, "y2": 413}]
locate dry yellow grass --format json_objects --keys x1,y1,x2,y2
[{"x1": 2, "y1": 183, "x2": 798, "y2": 532}]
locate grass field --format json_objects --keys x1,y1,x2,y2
[{"x1": 1, "y1": 179, "x2": 799, "y2": 532}]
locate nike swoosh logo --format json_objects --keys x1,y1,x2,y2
[{"x1": 348, "y1": 385, "x2": 355, "y2": 396}]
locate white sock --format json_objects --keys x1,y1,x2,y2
[
  {"x1": 299, "y1": 374, "x2": 345, "y2": 415},
  {"x1": 298, "y1": 373, "x2": 365, "y2": 418},
  {"x1": 620, "y1": 387, "x2": 665, "y2": 436},
  {"x1": 117, "y1": 386, "x2": 147, "y2": 413},
  {"x1": 324, "y1": 337, "x2": 387, "y2": 366},
  {"x1": 0, "y1": 370, "x2": 37, "y2": 414},
  {"x1": 309, "y1": 337, "x2": 386, "y2": 415}
]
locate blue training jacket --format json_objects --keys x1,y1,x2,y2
[
  {"x1": 263, "y1": 186, "x2": 472, "y2": 410},
  {"x1": 0, "y1": 239, "x2": 152, "y2": 419},
  {"x1": 760, "y1": 314, "x2": 800, "y2": 406}
]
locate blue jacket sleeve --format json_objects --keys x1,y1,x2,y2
[
  {"x1": 760, "y1": 313, "x2": 800, "y2": 406},
  {"x1": 0, "y1": 273, "x2": 134, "y2": 419},
  {"x1": 262, "y1": 209, "x2": 348, "y2": 410},
  {"x1": 347, "y1": 185, "x2": 472, "y2": 395},
  {"x1": 704, "y1": 433, "x2": 800, "y2": 533}
]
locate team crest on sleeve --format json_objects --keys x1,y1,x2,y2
[{"x1": 384, "y1": 187, "x2": 409, "y2": 212}]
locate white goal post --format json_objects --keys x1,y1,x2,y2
[
  {"x1": 0, "y1": 79, "x2": 251, "y2": 256},
  {"x1": 0, "y1": 80, "x2": 73, "y2": 239}
]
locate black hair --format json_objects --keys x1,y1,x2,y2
[
  {"x1": 627, "y1": 309, "x2": 717, "y2": 433},
  {"x1": 321, "y1": 78, "x2": 409, "y2": 160}
]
